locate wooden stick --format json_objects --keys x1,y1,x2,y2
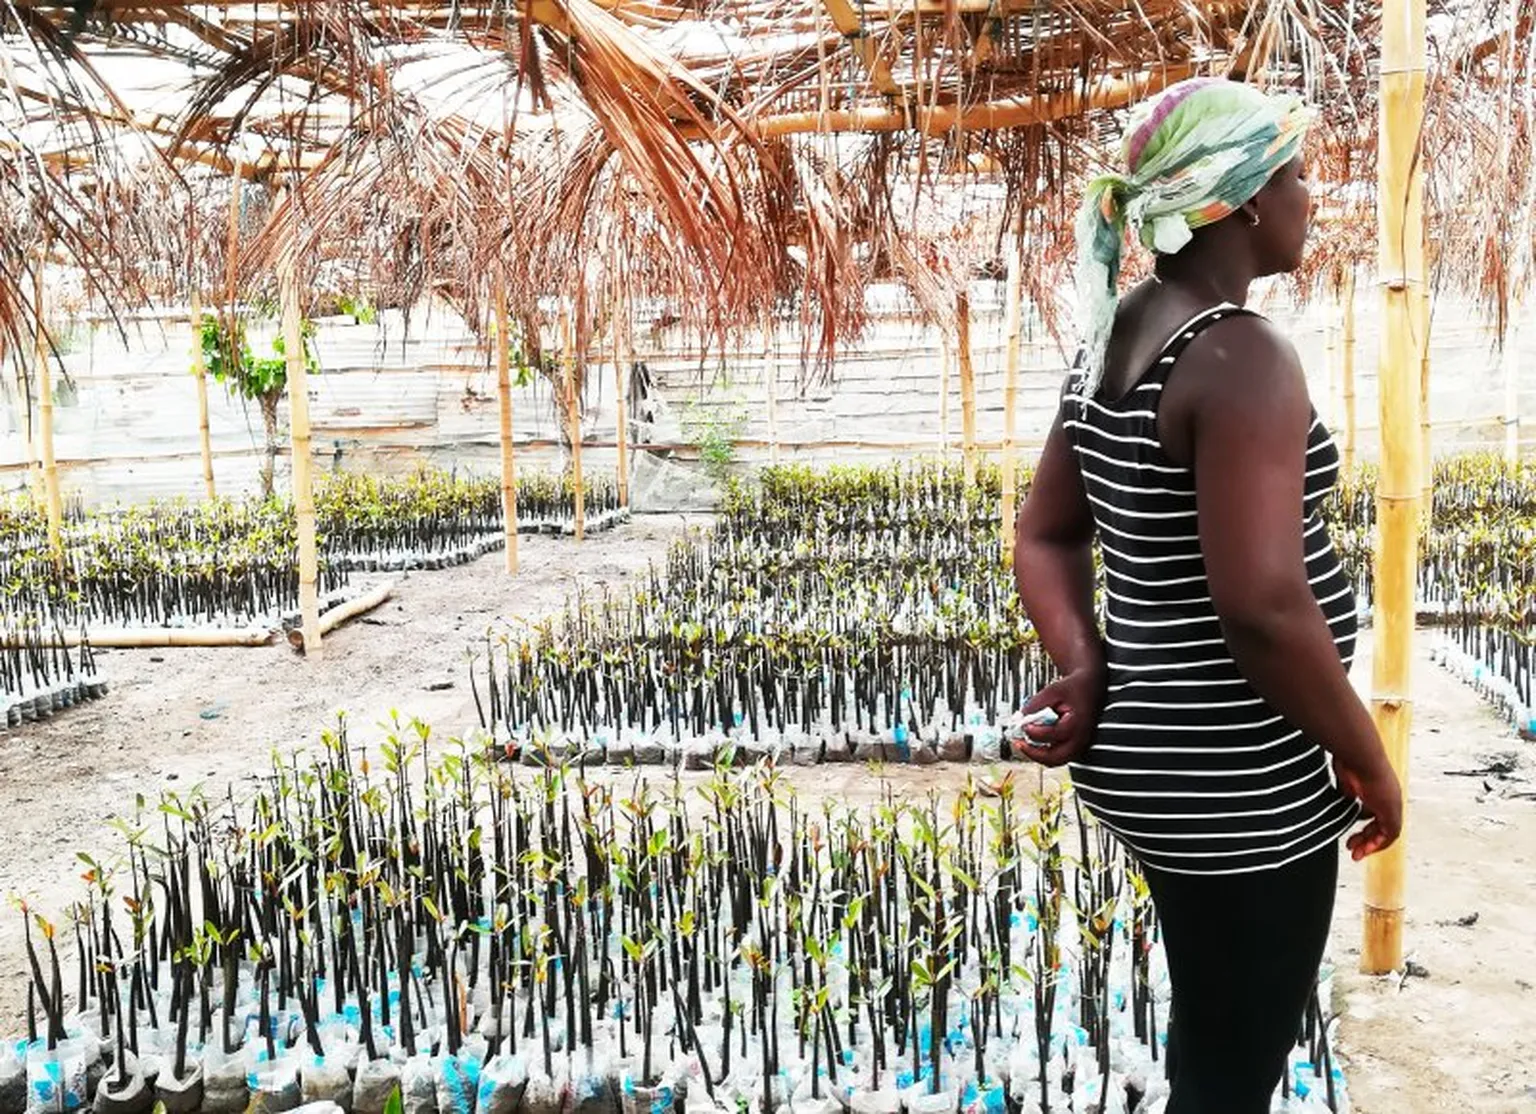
[
  {"x1": 280, "y1": 237, "x2": 323, "y2": 661},
  {"x1": 3, "y1": 627, "x2": 275, "y2": 649},
  {"x1": 938, "y1": 325, "x2": 952, "y2": 459},
  {"x1": 286, "y1": 581, "x2": 397, "y2": 648},
  {"x1": 224, "y1": 160, "x2": 243, "y2": 311},
  {"x1": 33, "y1": 253, "x2": 63, "y2": 564},
  {"x1": 1342, "y1": 267, "x2": 1357, "y2": 474},
  {"x1": 190, "y1": 288, "x2": 216, "y2": 500},
  {"x1": 1419, "y1": 286, "x2": 1432, "y2": 507},
  {"x1": 1363, "y1": 0, "x2": 1426, "y2": 977},
  {"x1": 1504, "y1": 323, "x2": 1523, "y2": 462},
  {"x1": 561, "y1": 308, "x2": 586, "y2": 541},
  {"x1": 956, "y1": 291, "x2": 977, "y2": 486},
  {"x1": 495, "y1": 276, "x2": 520, "y2": 574},
  {"x1": 999, "y1": 224, "x2": 1023, "y2": 564},
  {"x1": 614, "y1": 275, "x2": 631, "y2": 509},
  {"x1": 763, "y1": 315, "x2": 780, "y2": 467}
]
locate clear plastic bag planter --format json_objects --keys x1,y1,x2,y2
[
  {"x1": 152, "y1": 1063, "x2": 204, "y2": 1114},
  {"x1": 24, "y1": 1040, "x2": 90, "y2": 1114},
  {"x1": 2, "y1": 1041, "x2": 28, "y2": 1114},
  {"x1": 300, "y1": 1055, "x2": 355, "y2": 1112},
  {"x1": 472, "y1": 1055, "x2": 527, "y2": 1114},
  {"x1": 351, "y1": 1059, "x2": 402, "y2": 1114},
  {"x1": 198, "y1": 1047, "x2": 250, "y2": 1114},
  {"x1": 247, "y1": 1055, "x2": 303, "y2": 1114},
  {"x1": 434, "y1": 1054, "x2": 482, "y2": 1114},
  {"x1": 620, "y1": 1075, "x2": 678, "y2": 1114}
]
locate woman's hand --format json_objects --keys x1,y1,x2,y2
[
  {"x1": 1335, "y1": 758, "x2": 1404, "y2": 861},
  {"x1": 1011, "y1": 666, "x2": 1104, "y2": 768}
]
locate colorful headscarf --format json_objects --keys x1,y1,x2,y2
[{"x1": 1074, "y1": 77, "x2": 1314, "y2": 395}]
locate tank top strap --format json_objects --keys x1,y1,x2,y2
[{"x1": 1143, "y1": 301, "x2": 1257, "y2": 386}]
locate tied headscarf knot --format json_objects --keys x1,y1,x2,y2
[{"x1": 1072, "y1": 78, "x2": 1314, "y2": 396}]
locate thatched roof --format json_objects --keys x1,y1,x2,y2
[{"x1": 1, "y1": 1, "x2": 1533, "y2": 378}]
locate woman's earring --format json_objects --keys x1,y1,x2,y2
[{"x1": 1247, "y1": 212, "x2": 1262, "y2": 227}]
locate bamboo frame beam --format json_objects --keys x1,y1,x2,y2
[
  {"x1": 1342, "y1": 267, "x2": 1358, "y2": 474},
  {"x1": 1503, "y1": 324, "x2": 1522, "y2": 462},
  {"x1": 614, "y1": 282, "x2": 631, "y2": 509},
  {"x1": 190, "y1": 288, "x2": 216, "y2": 500},
  {"x1": 1420, "y1": 286, "x2": 1432, "y2": 506},
  {"x1": 999, "y1": 224, "x2": 1024, "y2": 565},
  {"x1": 819, "y1": 0, "x2": 902, "y2": 96},
  {"x1": 938, "y1": 325, "x2": 952, "y2": 458},
  {"x1": 560, "y1": 308, "x2": 587, "y2": 542},
  {"x1": 1363, "y1": 0, "x2": 1427, "y2": 976},
  {"x1": 763, "y1": 316, "x2": 781, "y2": 467},
  {"x1": 956, "y1": 291, "x2": 978, "y2": 486},
  {"x1": 33, "y1": 254, "x2": 63, "y2": 563},
  {"x1": 495, "y1": 277, "x2": 520, "y2": 574},
  {"x1": 742, "y1": 64, "x2": 1194, "y2": 138},
  {"x1": 280, "y1": 243, "x2": 323, "y2": 660}
]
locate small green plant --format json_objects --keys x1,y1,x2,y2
[
  {"x1": 196, "y1": 314, "x2": 319, "y2": 497},
  {"x1": 681, "y1": 400, "x2": 748, "y2": 484},
  {"x1": 336, "y1": 294, "x2": 378, "y2": 325}
]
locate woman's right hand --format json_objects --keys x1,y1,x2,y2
[
  {"x1": 1011, "y1": 666, "x2": 1104, "y2": 768},
  {"x1": 1335, "y1": 758, "x2": 1404, "y2": 861}
]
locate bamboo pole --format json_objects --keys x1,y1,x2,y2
[
  {"x1": 4, "y1": 627, "x2": 275, "y2": 649},
  {"x1": 1419, "y1": 287, "x2": 1433, "y2": 505},
  {"x1": 613, "y1": 281, "x2": 631, "y2": 509},
  {"x1": 12, "y1": 341, "x2": 41, "y2": 502},
  {"x1": 956, "y1": 291, "x2": 978, "y2": 485},
  {"x1": 495, "y1": 277, "x2": 520, "y2": 574},
  {"x1": 999, "y1": 226, "x2": 1024, "y2": 563},
  {"x1": 561, "y1": 308, "x2": 586, "y2": 541},
  {"x1": 1362, "y1": 0, "x2": 1426, "y2": 976},
  {"x1": 763, "y1": 316, "x2": 780, "y2": 466},
  {"x1": 286, "y1": 580, "x2": 397, "y2": 648},
  {"x1": 225, "y1": 160, "x2": 243, "y2": 309},
  {"x1": 1504, "y1": 324, "x2": 1523, "y2": 462},
  {"x1": 190, "y1": 287, "x2": 216, "y2": 500},
  {"x1": 280, "y1": 244, "x2": 323, "y2": 660},
  {"x1": 1342, "y1": 267, "x2": 1358, "y2": 474},
  {"x1": 33, "y1": 254, "x2": 62, "y2": 563},
  {"x1": 938, "y1": 326, "x2": 952, "y2": 458}
]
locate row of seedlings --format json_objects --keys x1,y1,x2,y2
[{"x1": 2, "y1": 732, "x2": 1350, "y2": 1114}]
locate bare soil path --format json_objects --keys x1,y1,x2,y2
[{"x1": 0, "y1": 522, "x2": 1532, "y2": 1112}]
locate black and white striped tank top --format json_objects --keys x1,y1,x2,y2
[{"x1": 1063, "y1": 303, "x2": 1362, "y2": 875}]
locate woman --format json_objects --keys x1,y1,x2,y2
[{"x1": 1012, "y1": 78, "x2": 1403, "y2": 1112}]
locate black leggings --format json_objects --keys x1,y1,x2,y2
[{"x1": 1142, "y1": 843, "x2": 1339, "y2": 1114}]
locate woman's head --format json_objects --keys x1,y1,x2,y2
[{"x1": 1075, "y1": 77, "x2": 1315, "y2": 389}]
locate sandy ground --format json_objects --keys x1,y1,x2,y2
[{"x1": 0, "y1": 517, "x2": 1533, "y2": 1112}]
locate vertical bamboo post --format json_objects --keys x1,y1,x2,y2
[
  {"x1": 33, "y1": 253, "x2": 62, "y2": 562},
  {"x1": 1342, "y1": 267, "x2": 1358, "y2": 474},
  {"x1": 939, "y1": 325, "x2": 953, "y2": 458},
  {"x1": 1504, "y1": 324, "x2": 1522, "y2": 462},
  {"x1": 999, "y1": 225, "x2": 1024, "y2": 563},
  {"x1": 280, "y1": 244, "x2": 322, "y2": 660},
  {"x1": 956, "y1": 291, "x2": 978, "y2": 485},
  {"x1": 1419, "y1": 286, "x2": 1433, "y2": 506},
  {"x1": 613, "y1": 280, "x2": 631, "y2": 509},
  {"x1": 190, "y1": 287, "x2": 216, "y2": 500},
  {"x1": 225, "y1": 160, "x2": 244, "y2": 309},
  {"x1": 763, "y1": 315, "x2": 780, "y2": 466},
  {"x1": 1362, "y1": 0, "x2": 1426, "y2": 975},
  {"x1": 561, "y1": 308, "x2": 586, "y2": 542},
  {"x1": 495, "y1": 276, "x2": 520, "y2": 574},
  {"x1": 14, "y1": 349, "x2": 41, "y2": 501}
]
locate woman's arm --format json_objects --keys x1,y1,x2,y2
[
  {"x1": 1011, "y1": 399, "x2": 1106, "y2": 766},
  {"x1": 1176, "y1": 316, "x2": 1401, "y2": 860}
]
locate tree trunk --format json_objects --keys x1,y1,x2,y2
[{"x1": 259, "y1": 391, "x2": 281, "y2": 499}]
